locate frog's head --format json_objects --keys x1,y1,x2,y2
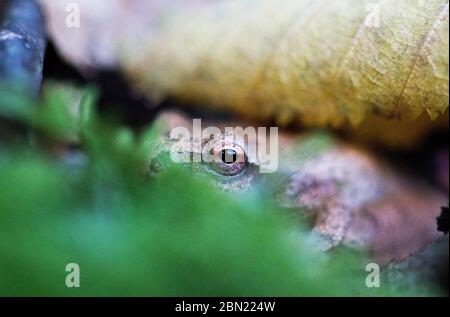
[
  {"x1": 147, "y1": 110, "x2": 294, "y2": 193},
  {"x1": 146, "y1": 110, "x2": 356, "y2": 217}
]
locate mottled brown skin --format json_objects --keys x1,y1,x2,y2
[
  {"x1": 346, "y1": 189, "x2": 445, "y2": 265},
  {"x1": 151, "y1": 111, "x2": 447, "y2": 265}
]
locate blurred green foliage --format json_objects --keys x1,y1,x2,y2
[{"x1": 0, "y1": 82, "x2": 430, "y2": 296}]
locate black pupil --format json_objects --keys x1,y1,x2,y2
[{"x1": 220, "y1": 149, "x2": 237, "y2": 164}]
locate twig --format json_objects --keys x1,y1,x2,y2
[{"x1": 0, "y1": 0, "x2": 46, "y2": 97}]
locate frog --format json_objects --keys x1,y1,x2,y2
[{"x1": 148, "y1": 111, "x2": 446, "y2": 265}]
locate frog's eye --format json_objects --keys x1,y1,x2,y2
[{"x1": 209, "y1": 141, "x2": 247, "y2": 176}]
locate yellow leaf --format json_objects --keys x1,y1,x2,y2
[{"x1": 124, "y1": 0, "x2": 449, "y2": 129}]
